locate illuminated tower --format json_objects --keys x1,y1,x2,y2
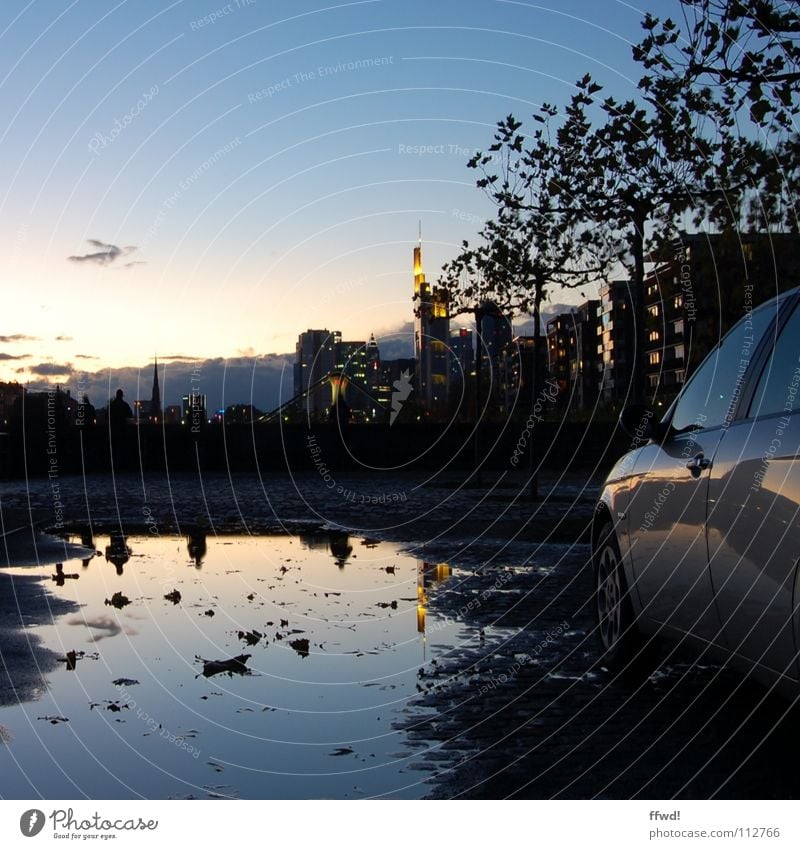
[
  {"x1": 366, "y1": 332, "x2": 380, "y2": 390},
  {"x1": 412, "y1": 230, "x2": 450, "y2": 413},
  {"x1": 150, "y1": 357, "x2": 162, "y2": 423}
]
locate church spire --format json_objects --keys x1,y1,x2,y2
[{"x1": 150, "y1": 356, "x2": 162, "y2": 423}]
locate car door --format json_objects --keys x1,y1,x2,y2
[
  {"x1": 626, "y1": 301, "x2": 776, "y2": 643},
  {"x1": 708, "y1": 294, "x2": 800, "y2": 681}
]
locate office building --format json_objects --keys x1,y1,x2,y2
[{"x1": 413, "y1": 236, "x2": 450, "y2": 413}]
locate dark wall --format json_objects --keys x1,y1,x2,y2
[{"x1": 0, "y1": 418, "x2": 631, "y2": 479}]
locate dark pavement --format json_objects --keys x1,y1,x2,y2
[{"x1": 2, "y1": 469, "x2": 799, "y2": 799}]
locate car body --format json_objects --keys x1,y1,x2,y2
[{"x1": 593, "y1": 285, "x2": 800, "y2": 695}]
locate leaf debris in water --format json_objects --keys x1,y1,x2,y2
[{"x1": 289, "y1": 638, "x2": 310, "y2": 658}]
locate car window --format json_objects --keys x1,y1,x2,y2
[
  {"x1": 748, "y1": 300, "x2": 800, "y2": 418},
  {"x1": 671, "y1": 300, "x2": 776, "y2": 431}
]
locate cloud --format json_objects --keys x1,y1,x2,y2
[
  {"x1": 55, "y1": 335, "x2": 73, "y2": 342},
  {"x1": 67, "y1": 240, "x2": 139, "y2": 266},
  {"x1": 75, "y1": 353, "x2": 98, "y2": 360},
  {"x1": 513, "y1": 303, "x2": 582, "y2": 336},
  {"x1": 372, "y1": 321, "x2": 415, "y2": 360},
  {"x1": 122, "y1": 260, "x2": 146, "y2": 269},
  {"x1": 11, "y1": 355, "x2": 298, "y2": 413},
  {"x1": 27, "y1": 362, "x2": 73, "y2": 376},
  {"x1": 61, "y1": 355, "x2": 294, "y2": 413},
  {"x1": 0, "y1": 352, "x2": 29, "y2": 360},
  {"x1": 0, "y1": 333, "x2": 38, "y2": 343}
]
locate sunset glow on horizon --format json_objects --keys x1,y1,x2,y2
[{"x1": 0, "y1": 0, "x2": 667, "y2": 402}]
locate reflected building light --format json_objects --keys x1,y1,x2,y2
[
  {"x1": 416, "y1": 561, "x2": 452, "y2": 636},
  {"x1": 417, "y1": 603, "x2": 426, "y2": 635}
]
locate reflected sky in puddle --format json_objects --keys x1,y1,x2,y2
[{"x1": 0, "y1": 532, "x2": 464, "y2": 799}]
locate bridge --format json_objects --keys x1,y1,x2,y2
[{"x1": 258, "y1": 370, "x2": 391, "y2": 423}]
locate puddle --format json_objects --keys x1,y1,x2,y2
[{"x1": 0, "y1": 532, "x2": 463, "y2": 799}]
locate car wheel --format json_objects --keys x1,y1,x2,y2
[{"x1": 594, "y1": 521, "x2": 652, "y2": 674}]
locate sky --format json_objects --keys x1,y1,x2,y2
[{"x1": 0, "y1": 0, "x2": 678, "y2": 410}]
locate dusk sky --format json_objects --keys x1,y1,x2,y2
[{"x1": 0, "y1": 0, "x2": 675, "y2": 408}]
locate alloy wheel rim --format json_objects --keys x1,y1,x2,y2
[{"x1": 597, "y1": 544, "x2": 622, "y2": 650}]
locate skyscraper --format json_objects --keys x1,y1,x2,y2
[
  {"x1": 412, "y1": 233, "x2": 449, "y2": 413},
  {"x1": 365, "y1": 333, "x2": 380, "y2": 390},
  {"x1": 477, "y1": 302, "x2": 512, "y2": 414},
  {"x1": 334, "y1": 339, "x2": 368, "y2": 418},
  {"x1": 294, "y1": 329, "x2": 337, "y2": 418}
]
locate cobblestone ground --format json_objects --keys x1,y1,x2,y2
[
  {"x1": 3, "y1": 469, "x2": 800, "y2": 799},
  {"x1": 0, "y1": 467, "x2": 595, "y2": 545}
]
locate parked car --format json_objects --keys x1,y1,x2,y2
[{"x1": 593, "y1": 285, "x2": 800, "y2": 695}]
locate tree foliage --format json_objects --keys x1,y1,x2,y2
[
  {"x1": 441, "y1": 0, "x2": 800, "y2": 412},
  {"x1": 635, "y1": 0, "x2": 800, "y2": 129},
  {"x1": 634, "y1": 0, "x2": 800, "y2": 231},
  {"x1": 439, "y1": 105, "x2": 612, "y2": 322}
]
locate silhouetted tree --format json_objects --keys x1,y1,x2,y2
[
  {"x1": 634, "y1": 0, "x2": 800, "y2": 231},
  {"x1": 439, "y1": 107, "x2": 612, "y2": 492},
  {"x1": 635, "y1": 0, "x2": 800, "y2": 130}
]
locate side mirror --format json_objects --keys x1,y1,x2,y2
[{"x1": 619, "y1": 404, "x2": 669, "y2": 444}]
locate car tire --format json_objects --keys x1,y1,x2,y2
[{"x1": 594, "y1": 520, "x2": 654, "y2": 675}]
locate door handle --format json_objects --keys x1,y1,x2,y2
[{"x1": 686, "y1": 453, "x2": 711, "y2": 477}]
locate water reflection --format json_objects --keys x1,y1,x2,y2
[
  {"x1": 187, "y1": 529, "x2": 207, "y2": 568},
  {"x1": 416, "y1": 561, "x2": 451, "y2": 635},
  {"x1": 80, "y1": 530, "x2": 95, "y2": 568},
  {"x1": 300, "y1": 530, "x2": 354, "y2": 568},
  {"x1": 0, "y1": 533, "x2": 462, "y2": 800},
  {"x1": 51, "y1": 562, "x2": 79, "y2": 587},
  {"x1": 105, "y1": 531, "x2": 131, "y2": 575},
  {"x1": 59, "y1": 529, "x2": 99, "y2": 569},
  {"x1": 329, "y1": 532, "x2": 352, "y2": 568}
]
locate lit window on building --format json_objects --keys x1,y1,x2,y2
[
  {"x1": 649, "y1": 351, "x2": 661, "y2": 365},
  {"x1": 674, "y1": 344, "x2": 684, "y2": 361},
  {"x1": 648, "y1": 304, "x2": 660, "y2": 318},
  {"x1": 674, "y1": 319, "x2": 684, "y2": 335},
  {"x1": 674, "y1": 294, "x2": 683, "y2": 309},
  {"x1": 649, "y1": 330, "x2": 660, "y2": 342}
]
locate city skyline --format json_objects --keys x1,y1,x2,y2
[{"x1": 0, "y1": 0, "x2": 669, "y2": 392}]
